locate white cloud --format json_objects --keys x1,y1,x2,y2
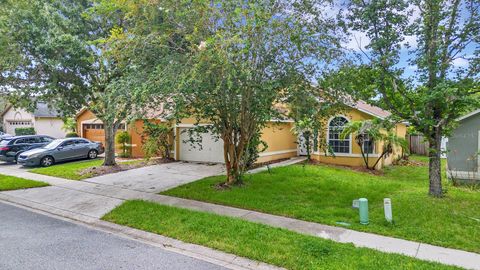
[
  {"x1": 407, "y1": 65, "x2": 418, "y2": 70},
  {"x1": 452, "y1": 58, "x2": 469, "y2": 67},
  {"x1": 401, "y1": 35, "x2": 418, "y2": 49},
  {"x1": 345, "y1": 31, "x2": 370, "y2": 51}
]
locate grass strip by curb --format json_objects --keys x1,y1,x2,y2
[
  {"x1": 102, "y1": 200, "x2": 459, "y2": 270},
  {"x1": 0, "y1": 174, "x2": 49, "y2": 191}
]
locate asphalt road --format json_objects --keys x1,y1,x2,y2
[{"x1": 0, "y1": 202, "x2": 227, "y2": 270}]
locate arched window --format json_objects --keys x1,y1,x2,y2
[{"x1": 328, "y1": 116, "x2": 350, "y2": 153}]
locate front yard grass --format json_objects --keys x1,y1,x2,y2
[
  {"x1": 29, "y1": 158, "x2": 147, "y2": 180},
  {"x1": 29, "y1": 159, "x2": 104, "y2": 180},
  {"x1": 162, "y1": 156, "x2": 480, "y2": 253},
  {"x1": 103, "y1": 200, "x2": 458, "y2": 270},
  {"x1": 0, "y1": 174, "x2": 49, "y2": 191}
]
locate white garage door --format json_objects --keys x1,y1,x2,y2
[
  {"x1": 179, "y1": 128, "x2": 224, "y2": 163},
  {"x1": 6, "y1": 120, "x2": 33, "y2": 135}
]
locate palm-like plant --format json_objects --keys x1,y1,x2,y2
[{"x1": 341, "y1": 120, "x2": 407, "y2": 170}]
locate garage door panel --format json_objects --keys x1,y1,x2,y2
[
  {"x1": 179, "y1": 128, "x2": 224, "y2": 163},
  {"x1": 83, "y1": 124, "x2": 123, "y2": 151}
]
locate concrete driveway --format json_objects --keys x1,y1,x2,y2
[
  {"x1": 0, "y1": 160, "x2": 225, "y2": 218},
  {"x1": 85, "y1": 161, "x2": 225, "y2": 193},
  {"x1": 1, "y1": 160, "x2": 225, "y2": 193}
]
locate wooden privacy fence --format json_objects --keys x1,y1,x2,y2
[{"x1": 408, "y1": 135, "x2": 429, "y2": 156}]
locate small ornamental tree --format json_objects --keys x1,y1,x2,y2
[
  {"x1": 116, "y1": 131, "x2": 131, "y2": 158},
  {"x1": 141, "y1": 121, "x2": 174, "y2": 160},
  {"x1": 341, "y1": 120, "x2": 408, "y2": 170},
  {"x1": 151, "y1": 0, "x2": 343, "y2": 186},
  {"x1": 62, "y1": 118, "x2": 77, "y2": 136}
]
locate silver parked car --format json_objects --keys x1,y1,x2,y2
[{"x1": 17, "y1": 138, "x2": 104, "y2": 167}]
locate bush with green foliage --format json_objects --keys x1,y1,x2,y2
[
  {"x1": 142, "y1": 121, "x2": 173, "y2": 160},
  {"x1": 62, "y1": 118, "x2": 77, "y2": 133},
  {"x1": 65, "y1": 132, "x2": 79, "y2": 138},
  {"x1": 116, "y1": 131, "x2": 131, "y2": 158},
  {"x1": 15, "y1": 127, "x2": 35, "y2": 136}
]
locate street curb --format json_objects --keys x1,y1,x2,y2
[{"x1": 0, "y1": 193, "x2": 284, "y2": 270}]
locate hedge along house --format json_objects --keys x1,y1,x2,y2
[
  {"x1": 312, "y1": 101, "x2": 407, "y2": 170},
  {"x1": 447, "y1": 109, "x2": 480, "y2": 183},
  {"x1": 1, "y1": 102, "x2": 66, "y2": 138}
]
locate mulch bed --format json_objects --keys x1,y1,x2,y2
[
  {"x1": 393, "y1": 158, "x2": 427, "y2": 167},
  {"x1": 79, "y1": 158, "x2": 175, "y2": 178}
]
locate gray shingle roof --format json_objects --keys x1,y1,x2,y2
[{"x1": 33, "y1": 102, "x2": 62, "y2": 118}]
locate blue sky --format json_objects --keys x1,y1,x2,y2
[
  {"x1": 345, "y1": 30, "x2": 477, "y2": 81},
  {"x1": 342, "y1": 2, "x2": 478, "y2": 82}
]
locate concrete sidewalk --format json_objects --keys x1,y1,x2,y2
[{"x1": 1, "y1": 161, "x2": 479, "y2": 269}]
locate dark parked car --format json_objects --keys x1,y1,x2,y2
[
  {"x1": 0, "y1": 135, "x2": 54, "y2": 163},
  {"x1": 17, "y1": 138, "x2": 104, "y2": 167}
]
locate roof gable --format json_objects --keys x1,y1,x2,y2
[
  {"x1": 347, "y1": 100, "x2": 391, "y2": 119},
  {"x1": 1, "y1": 102, "x2": 61, "y2": 119},
  {"x1": 33, "y1": 102, "x2": 62, "y2": 118},
  {"x1": 457, "y1": 109, "x2": 480, "y2": 122}
]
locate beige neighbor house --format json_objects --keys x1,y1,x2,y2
[
  {"x1": 76, "y1": 100, "x2": 406, "y2": 169},
  {"x1": 1, "y1": 102, "x2": 66, "y2": 138}
]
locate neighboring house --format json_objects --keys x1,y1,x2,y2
[
  {"x1": 1, "y1": 103, "x2": 66, "y2": 138},
  {"x1": 447, "y1": 109, "x2": 480, "y2": 183},
  {"x1": 76, "y1": 108, "x2": 150, "y2": 158},
  {"x1": 76, "y1": 100, "x2": 406, "y2": 168}
]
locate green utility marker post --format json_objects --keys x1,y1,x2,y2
[{"x1": 359, "y1": 198, "x2": 369, "y2": 225}]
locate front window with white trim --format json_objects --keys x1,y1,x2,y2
[{"x1": 328, "y1": 116, "x2": 350, "y2": 153}]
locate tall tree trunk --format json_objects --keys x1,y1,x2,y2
[
  {"x1": 225, "y1": 143, "x2": 240, "y2": 185},
  {"x1": 222, "y1": 133, "x2": 243, "y2": 186},
  {"x1": 103, "y1": 122, "x2": 117, "y2": 166},
  {"x1": 428, "y1": 130, "x2": 443, "y2": 197}
]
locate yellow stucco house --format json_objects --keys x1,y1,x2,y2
[{"x1": 76, "y1": 100, "x2": 406, "y2": 169}]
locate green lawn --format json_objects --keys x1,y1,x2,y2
[
  {"x1": 0, "y1": 174, "x2": 49, "y2": 191},
  {"x1": 29, "y1": 158, "x2": 145, "y2": 180},
  {"x1": 103, "y1": 200, "x2": 459, "y2": 270},
  {"x1": 29, "y1": 159, "x2": 104, "y2": 180},
  {"x1": 162, "y1": 156, "x2": 480, "y2": 253}
]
